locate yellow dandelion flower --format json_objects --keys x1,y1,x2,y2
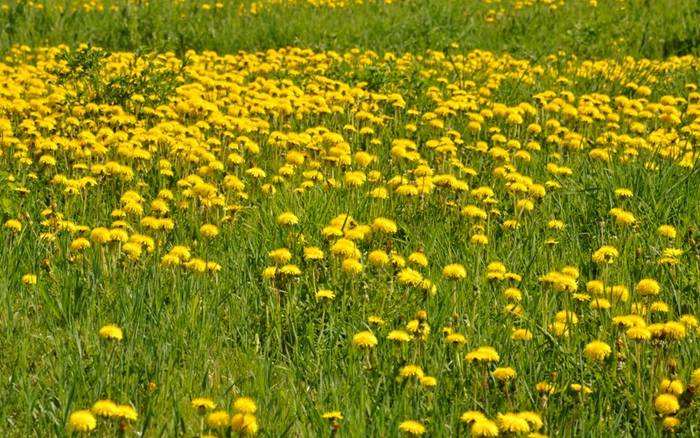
[
  {"x1": 21, "y1": 274, "x2": 37, "y2": 285},
  {"x1": 657, "y1": 225, "x2": 677, "y2": 239},
  {"x1": 511, "y1": 328, "x2": 533, "y2": 341},
  {"x1": 443, "y1": 263, "x2": 467, "y2": 280},
  {"x1": 465, "y1": 346, "x2": 500, "y2": 363},
  {"x1": 591, "y1": 245, "x2": 619, "y2": 264},
  {"x1": 68, "y1": 410, "x2": 97, "y2": 432},
  {"x1": 70, "y1": 237, "x2": 92, "y2": 252},
  {"x1": 91, "y1": 400, "x2": 117, "y2": 417},
  {"x1": 497, "y1": 412, "x2": 530, "y2": 434},
  {"x1": 398, "y1": 420, "x2": 426, "y2": 435},
  {"x1": 399, "y1": 364, "x2": 424, "y2": 379},
  {"x1": 662, "y1": 416, "x2": 680, "y2": 431},
  {"x1": 99, "y1": 324, "x2": 123, "y2": 341},
  {"x1": 191, "y1": 397, "x2": 216, "y2": 412},
  {"x1": 352, "y1": 331, "x2": 378, "y2": 348},
  {"x1": 303, "y1": 246, "x2": 325, "y2": 261},
  {"x1": 635, "y1": 278, "x2": 660, "y2": 296},
  {"x1": 535, "y1": 382, "x2": 555, "y2": 395},
  {"x1": 460, "y1": 410, "x2": 486, "y2": 424},
  {"x1": 471, "y1": 419, "x2": 499, "y2": 437},
  {"x1": 315, "y1": 289, "x2": 336, "y2": 302},
  {"x1": 277, "y1": 212, "x2": 299, "y2": 226},
  {"x1": 387, "y1": 330, "x2": 413, "y2": 342},
  {"x1": 492, "y1": 367, "x2": 517, "y2": 382},
  {"x1": 207, "y1": 411, "x2": 230, "y2": 428},
  {"x1": 517, "y1": 411, "x2": 543, "y2": 430},
  {"x1": 654, "y1": 393, "x2": 680, "y2": 415},
  {"x1": 234, "y1": 397, "x2": 257, "y2": 415},
  {"x1": 583, "y1": 340, "x2": 612, "y2": 361},
  {"x1": 4, "y1": 219, "x2": 22, "y2": 233},
  {"x1": 231, "y1": 413, "x2": 258, "y2": 435},
  {"x1": 114, "y1": 405, "x2": 138, "y2": 421},
  {"x1": 322, "y1": 411, "x2": 343, "y2": 421},
  {"x1": 372, "y1": 217, "x2": 397, "y2": 234},
  {"x1": 200, "y1": 224, "x2": 219, "y2": 239},
  {"x1": 419, "y1": 376, "x2": 437, "y2": 388}
]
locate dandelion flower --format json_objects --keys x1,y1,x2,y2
[
  {"x1": 635, "y1": 278, "x2": 660, "y2": 296},
  {"x1": 387, "y1": 330, "x2": 413, "y2": 343},
  {"x1": 322, "y1": 411, "x2": 343, "y2": 421},
  {"x1": 315, "y1": 289, "x2": 336, "y2": 302},
  {"x1": 517, "y1": 411, "x2": 543, "y2": 430},
  {"x1": 208, "y1": 411, "x2": 230, "y2": 428},
  {"x1": 268, "y1": 248, "x2": 292, "y2": 264},
  {"x1": 191, "y1": 397, "x2": 216, "y2": 412},
  {"x1": 68, "y1": 410, "x2": 97, "y2": 432},
  {"x1": 569, "y1": 383, "x2": 593, "y2": 394},
  {"x1": 114, "y1": 405, "x2": 138, "y2": 421},
  {"x1": 70, "y1": 237, "x2": 92, "y2": 252},
  {"x1": 626, "y1": 327, "x2": 651, "y2": 341},
  {"x1": 99, "y1": 324, "x2": 123, "y2": 341},
  {"x1": 231, "y1": 413, "x2": 258, "y2": 435},
  {"x1": 368, "y1": 250, "x2": 390, "y2": 267},
  {"x1": 657, "y1": 225, "x2": 677, "y2": 239},
  {"x1": 341, "y1": 258, "x2": 363, "y2": 274},
  {"x1": 460, "y1": 411, "x2": 486, "y2": 424},
  {"x1": 372, "y1": 217, "x2": 397, "y2": 234},
  {"x1": 492, "y1": 367, "x2": 517, "y2": 382},
  {"x1": 691, "y1": 368, "x2": 700, "y2": 386},
  {"x1": 21, "y1": 274, "x2": 37, "y2": 285},
  {"x1": 583, "y1": 340, "x2": 611, "y2": 361},
  {"x1": 466, "y1": 346, "x2": 500, "y2": 363},
  {"x1": 591, "y1": 245, "x2": 619, "y2": 264},
  {"x1": 654, "y1": 393, "x2": 680, "y2": 415},
  {"x1": 497, "y1": 413, "x2": 530, "y2": 434},
  {"x1": 535, "y1": 382, "x2": 555, "y2": 395},
  {"x1": 4, "y1": 219, "x2": 21, "y2": 233},
  {"x1": 662, "y1": 416, "x2": 680, "y2": 431},
  {"x1": 420, "y1": 376, "x2": 437, "y2": 388},
  {"x1": 511, "y1": 328, "x2": 533, "y2": 341},
  {"x1": 399, "y1": 364, "x2": 424, "y2": 379},
  {"x1": 233, "y1": 397, "x2": 257, "y2": 414},
  {"x1": 200, "y1": 224, "x2": 219, "y2": 238},
  {"x1": 277, "y1": 212, "x2": 299, "y2": 226},
  {"x1": 444, "y1": 333, "x2": 467, "y2": 345},
  {"x1": 303, "y1": 246, "x2": 325, "y2": 261},
  {"x1": 443, "y1": 263, "x2": 467, "y2": 280},
  {"x1": 91, "y1": 400, "x2": 117, "y2": 417},
  {"x1": 471, "y1": 419, "x2": 499, "y2": 437},
  {"x1": 398, "y1": 420, "x2": 426, "y2": 435},
  {"x1": 352, "y1": 331, "x2": 378, "y2": 348}
]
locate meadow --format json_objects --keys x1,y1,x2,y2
[{"x1": 1, "y1": 0, "x2": 700, "y2": 437}]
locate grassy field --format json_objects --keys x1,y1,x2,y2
[
  {"x1": 0, "y1": 0, "x2": 699, "y2": 58},
  {"x1": 1, "y1": 1, "x2": 700, "y2": 437}
]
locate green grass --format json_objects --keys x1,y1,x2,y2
[{"x1": 0, "y1": 0, "x2": 699, "y2": 58}]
